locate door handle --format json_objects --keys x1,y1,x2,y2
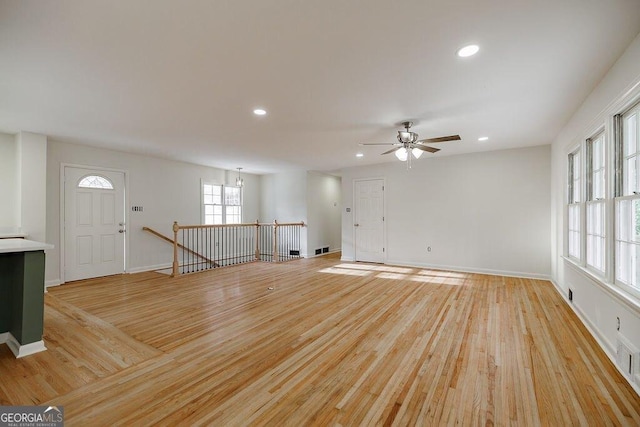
[
  {"x1": 354, "y1": 223, "x2": 359, "y2": 227},
  {"x1": 119, "y1": 229, "x2": 126, "y2": 233}
]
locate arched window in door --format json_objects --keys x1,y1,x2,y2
[{"x1": 78, "y1": 175, "x2": 114, "y2": 190}]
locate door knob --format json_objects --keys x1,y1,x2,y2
[
  {"x1": 354, "y1": 223, "x2": 359, "y2": 227},
  {"x1": 119, "y1": 229, "x2": 126, "y2": 233}
]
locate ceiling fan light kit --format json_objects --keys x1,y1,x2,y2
[
  {"x1": 360, "y1": 121, "x2": 461, "y2": 168},
  {"x1": 395, "y1": 147, "x2": 408, "y2": 161}
]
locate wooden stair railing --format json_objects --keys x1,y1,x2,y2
[{"x1": 142, "y1": 227, "x2": 219, "y2": 268}]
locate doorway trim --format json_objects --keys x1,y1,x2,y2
[
  {"x1": 353, "y1": 177, "x2": 387, "y2": 263},
  {"x1": 59, "y1": 163, "x2": 130, "y2": 284}
]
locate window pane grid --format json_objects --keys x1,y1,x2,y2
[
  {"x1": 203, "y1": 183, "x2": 242, "y2": 225},
  {"x1": 203, "y1": 184, "x2": 224, "y2": 225},
  {"x1": 615, "y1": 196, "x2": 640, "y2": 288},
  {"x1": 590, "y1": 134, "x2": 606, "y2": 200},
  {"x1": 586, "y1": 200, "x2": 605, "y2": 273},
  {"x1": 615, "y1": 104, "x2": 640, "y2": 290},
  {"x1": 568, "y1": 204, "x2": 581, "y2": 260},
  {"x1": 573, "y1": 151, "x2": 581, "y2": 202},
  {"x1": 623, "y1": 110, "x2": 640, "y2": 196}
]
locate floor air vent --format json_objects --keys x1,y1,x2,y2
[{"x1": 616, "y1": 334, "x2": 639, "y2": 384}]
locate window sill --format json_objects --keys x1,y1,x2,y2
[{"x1": 562, "y1": 256, "x2": 640, "y2": 316}]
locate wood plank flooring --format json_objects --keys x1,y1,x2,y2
[{"x1": 1, "y1": 254, "x2": 639, "y2": 425}]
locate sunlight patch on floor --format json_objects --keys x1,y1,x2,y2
[
  {"x1": 375, "y1": 272, "x2": 408, "y2": 280},
  {"x1": 335, "y1": 263, "x2": 415, "y2": 274},
  {"x1": 318, "y1": 263, "x2": 470, "y2": 285},
  {"x1": 318, "y1": 267, "x2": 371, "y2": 276}
]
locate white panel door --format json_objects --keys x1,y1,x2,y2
[
  {"x1": 64, "y1": 167, "x2": 125, "y2": 281},
  {"x1": 354, "y1": 179, "x2": 385, "y2": 263}
]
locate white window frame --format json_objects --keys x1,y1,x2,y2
[
  {"x1": 201, "y1": 180, "x2": 243, "y2": 225},
  {"x1": 614, "y1": 103, "x2": 640, "y2": 295},
  {"x1": 562, "y1": 82, "x2": 640, "y2": 308},
  {"x1": 567, "y1": 147, "x2": 582, "y2": 261},
  {"x1": 223, "y1": 186, "x2": 242, "y2": 224},
  {"x1": 585, "y1": 131, "x2": 606, "y2": 275}
]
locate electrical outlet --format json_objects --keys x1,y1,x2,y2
[
  {"x1": 568, "y1": 289, "x2": 573, "y2": 302},
  {"x1": 617, "y1": 317, "x2": 621, "y2": 331}
]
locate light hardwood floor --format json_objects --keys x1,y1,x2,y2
[{"x1": 1, "y1": 254, "x2": 639, "y2": 425}]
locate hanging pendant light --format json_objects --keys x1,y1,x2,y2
[{"x1": 236, "y1": 167, "x2": 244, "y2": 187}]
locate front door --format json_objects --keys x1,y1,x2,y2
[
  {"x1": 354, "y1": 179, "x2": 385, "y2": 263},
  {"x1": 64, "y1": 167, "x2": 126, "y2": 282}
]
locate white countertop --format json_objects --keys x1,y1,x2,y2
[{"x1": 0, "y1": 239, "x2": 54, "y2": 254}]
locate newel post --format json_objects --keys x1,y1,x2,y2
[
  {"x1": 254, "y1": 220, "x2": 260, "y2": 261},
  {"x1": 171, "y1": 221, "x2": 179, "y2": 277},
  {"x1": 273, "y1": 220, "x2": 278, "y2": 262}
]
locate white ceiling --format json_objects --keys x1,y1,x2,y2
[{"x1": 1, "y1": 1, "x2": 639, "y2": 174}]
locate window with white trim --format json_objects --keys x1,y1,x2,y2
[
  {"x1": 615, "y1": 104, "x2": 640, "y2": 290},
  {"x1": 202, "y1": 182, "x2": 242, "y2": 225},
  {"x1": 224, "y1": 186, "x2": 242, "y2": 224},
  {"x1": 586, "y1": 132, "x2": 606, "y2": 273},
  {"x1": 567, "y1": 148, "x2": 582, "y2": 260}
]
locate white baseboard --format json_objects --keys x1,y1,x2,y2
[
  {"x1": 385, "y1": 259, "x2": 551, "y2": 281},
  {"x1": 4, "y1": 333, "x2": 47, "y2": 358},
  {"x1": 45, "y1": 279, "x2": 61, "y2": 289},
  {"x1": 45, "y1": 264, "x2": 174, "y2": 285},
  {"x1": 340, "y1": 256, "x2": 355, "y2": 262},
  {"x1": 549, "y1": 278, "x2": 640, "y2": 397},
  {"x1": 0, "y1": 332, "x2": 8, "y2": 344},
  {"x1": 127, "y1": 263, "x2": 172, "y2": 274},
  {"x1": 308, "y1": 249, "x2": 341, "y2": 259}
]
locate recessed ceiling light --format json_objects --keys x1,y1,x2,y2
[
  {"x1": 457, "y1": 44, "x2": 479, "y2": 58},
  {"x1": 356, "y1": 153, "x2": 364, "y2": 158},
  {"x1": 478, "y1": 136, "x2": 489, "y2": 141},
  {"x1": 253, "y1": 108, "x2": 267, "y2": 116}
]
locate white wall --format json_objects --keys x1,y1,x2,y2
[
  {"x1": 0, "y1": 131, "x2": 47, "y2": 241},
  {"x1": 260, "y1": 170, "x2": 342, "y2": 257},
  {"x1": 341, "y1": 145, "x2": 551, "y2": 278},
  {"x1": 17, "y1": 132, "x2": 47, "y2": 242},
  {"x1": 260, "y1": 170, "x2": 308, "y2": 223},
  {"x1": 46, "y1": 140, "x2": 261, "y2": 283},
  {"x1": 306, "y1": 172, "x2": 341, "y2": 255},
  {"x1": 260, "y1": 170, "x2": 309, "y2": 256},
  {"x1": 550, "y1": 32, "x2": 640, "y2": 375},
  {"x1": 0, "y1": 133, "x2": 18, "y2": 228}
]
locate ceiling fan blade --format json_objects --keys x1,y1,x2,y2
[
  {"x1": 417, "y1": 135, "x2": 461, "y2": 143},
  {"x1": 413, "y1": 144, "x2": 440, "y2": 153},
  {"x1": 359, "y1": 142, "x2": 401, "y2": 146},
  {"x1": 381, "y1": 147, "x2": 401, "y2": 155}
]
